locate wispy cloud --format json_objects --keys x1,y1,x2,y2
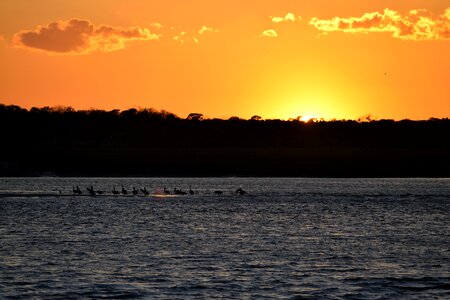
[
  {"x1": 172, "y1": 25, "x2": 218, "y2": 44},
  {"x1": 198, "y1": 25, "x2": 218, "y2": 35},
  {"x1": 309, "y1": 8, "x2": 450, "y2": 40},
  {"x1": 271, "y1": 12, "x2": 301, "y2": 23},
  {"x1": 13, "y1": 19, "x2": 160, "y2": 54},
  {"x1": 260, "y1": 29, "x2": 278, "y2": 38},
  {"x1": 149, "y1": 22, "x2": 164, "y2": 29},
  {"x1": 173, "y1": 31, "x2": 187, "y2": 43},
  {"x1": 173, "y1": 31, "x2": 200, "y2": 44}
]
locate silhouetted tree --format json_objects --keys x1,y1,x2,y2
[
  {"x1": 0, "y1": 104, "x2": 449, "y2": 150},
  {"x1": 228, "y1": 116, "x2": 242, "y2": 121},
  {"x1": 187, "y1": 113, "x2": 204, "y2": 121}
]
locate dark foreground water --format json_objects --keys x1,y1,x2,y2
[{"x1": 0, "y1": 178, "x2": 449, "y2": 299}]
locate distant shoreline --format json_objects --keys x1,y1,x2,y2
[
  {"x1": 2, "y1": 175, "x2": 449, "y2": 178},
  {"x1": 1, "y1": 105, "x2": 449, "y2": 178}
]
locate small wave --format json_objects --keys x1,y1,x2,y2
[{"x1": 344, "y1": 276, "x2": 450, "y2": 293}]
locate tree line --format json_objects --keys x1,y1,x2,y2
[{"x1": 1, "y1": 104, "x2": 449, "y2": 149}]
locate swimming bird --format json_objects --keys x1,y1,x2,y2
[
  {"x1": 236, "y1": 188, "x2": 246, "y2": 195},
  {"x1": 189, "y1": 187, "x2": 195, "y2": 195},
  {"x1": 86, "y1": 186, "x2": 96, "y2": 196},
  {"x1": 121, "y1": 185, "x2": 128, "y2": 195},
  {"x1": 214, "y1": 190, "x2": 223, "y2": 195},
  {"x1": 112, "y1": 187, "x2": 120, "y2": 195},
  {"x1": 164, "y1": 187, "x2": 171, "y2": 194},
  {"x1": 132, "y1": 187, "x2": 139, "y2": 195},
  {"x1": 174, "y1": 188, "x2": 187, "y2": 195},
  {"x1": 140, "y1": 187, "x2": 150, "y2": 196},
  {"x1": 73, "y1": 186, "x2": 82, "y2": 195}
]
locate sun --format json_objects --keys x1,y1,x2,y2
[{"x1": 299, "y1": 115, "x2": 317, "y2": 122}]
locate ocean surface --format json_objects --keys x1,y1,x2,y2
[{"x1": 0, "y1": 177, "x2": 449, "y2": 299}]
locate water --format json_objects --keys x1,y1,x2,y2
[{"x1": 1, "y1": 178, "x2": 449, "y2": 299}]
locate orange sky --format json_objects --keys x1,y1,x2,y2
[{"x1": 0, "y1": 0, "x2": 449, "y2": 120}]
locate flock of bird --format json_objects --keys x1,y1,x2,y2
[{"x1": 72, "y1": 186, "x2": 246, "y2": 196}]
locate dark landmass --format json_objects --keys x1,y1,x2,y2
[{"x1": 1, "y1": 104, "x2": 449, "y2": 177}]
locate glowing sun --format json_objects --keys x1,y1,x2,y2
[{"x1": 300, "y1": 115, "x2": 317, "y2": 122}]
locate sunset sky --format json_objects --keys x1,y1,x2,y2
[{"x1": 0, "y1": 0, "x2": 449, "y2": 120}]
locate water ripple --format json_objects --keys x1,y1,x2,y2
[{"x1": 0, "y1": 177, "x2": 449, "y2": 298}]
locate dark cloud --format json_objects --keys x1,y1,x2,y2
[{"x1": 14, "y1": 19, "x2": 160, "y2": 54}]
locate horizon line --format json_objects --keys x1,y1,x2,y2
[{"x1": 1, "y1": 103, "x2": 449, "y2": 122}]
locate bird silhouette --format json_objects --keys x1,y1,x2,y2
[
  {"x1": 86, "y1": 186, "x2": 96, "y2": 196},
  {"x1": 174, "y1": 188, "x2": 187, "y2": 195},
  {"x1": 236, "y1": 188, "x2": 246, "y2": 195},
  {"x1": 140, "y1": 187, "x2": 150, "y2": 195},
  {"x1": 73, "y1": 186, "x2": 82, "y2": 195},
  {"x1": 132, "y1": 187, "x2": 139, "y2": 195},
  {"x1": 121, "y1": 185, "x2": 128, "y2": 195}
]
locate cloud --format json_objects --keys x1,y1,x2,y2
[
  {"x1": 149, "y1": 22, "x2": 164, "y2": 29},
  {"x1": 173, "y1": 31, "x2": 185, "y2": 42},
  {"x1": 13, "y1": 19, "x2": 160, "y2": 54},
  {"x1": 271, "y1": 12, "x2": 301, "y2": 23},
  {"x1": 309, "y1": 8, "x2": 450, "y2": 40},
  {"x1": 172, "y1": 26, "x2": 218, "y2": 44},
  {"x1": 198, "y1": 25, "x2": 218, "y2": 35},
  {"x1": 173, "y1": 31, "x2": 189, "y2": 43},
  {"x1": 260, "y1": 29, "x2": 278, "y2": 38}
]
